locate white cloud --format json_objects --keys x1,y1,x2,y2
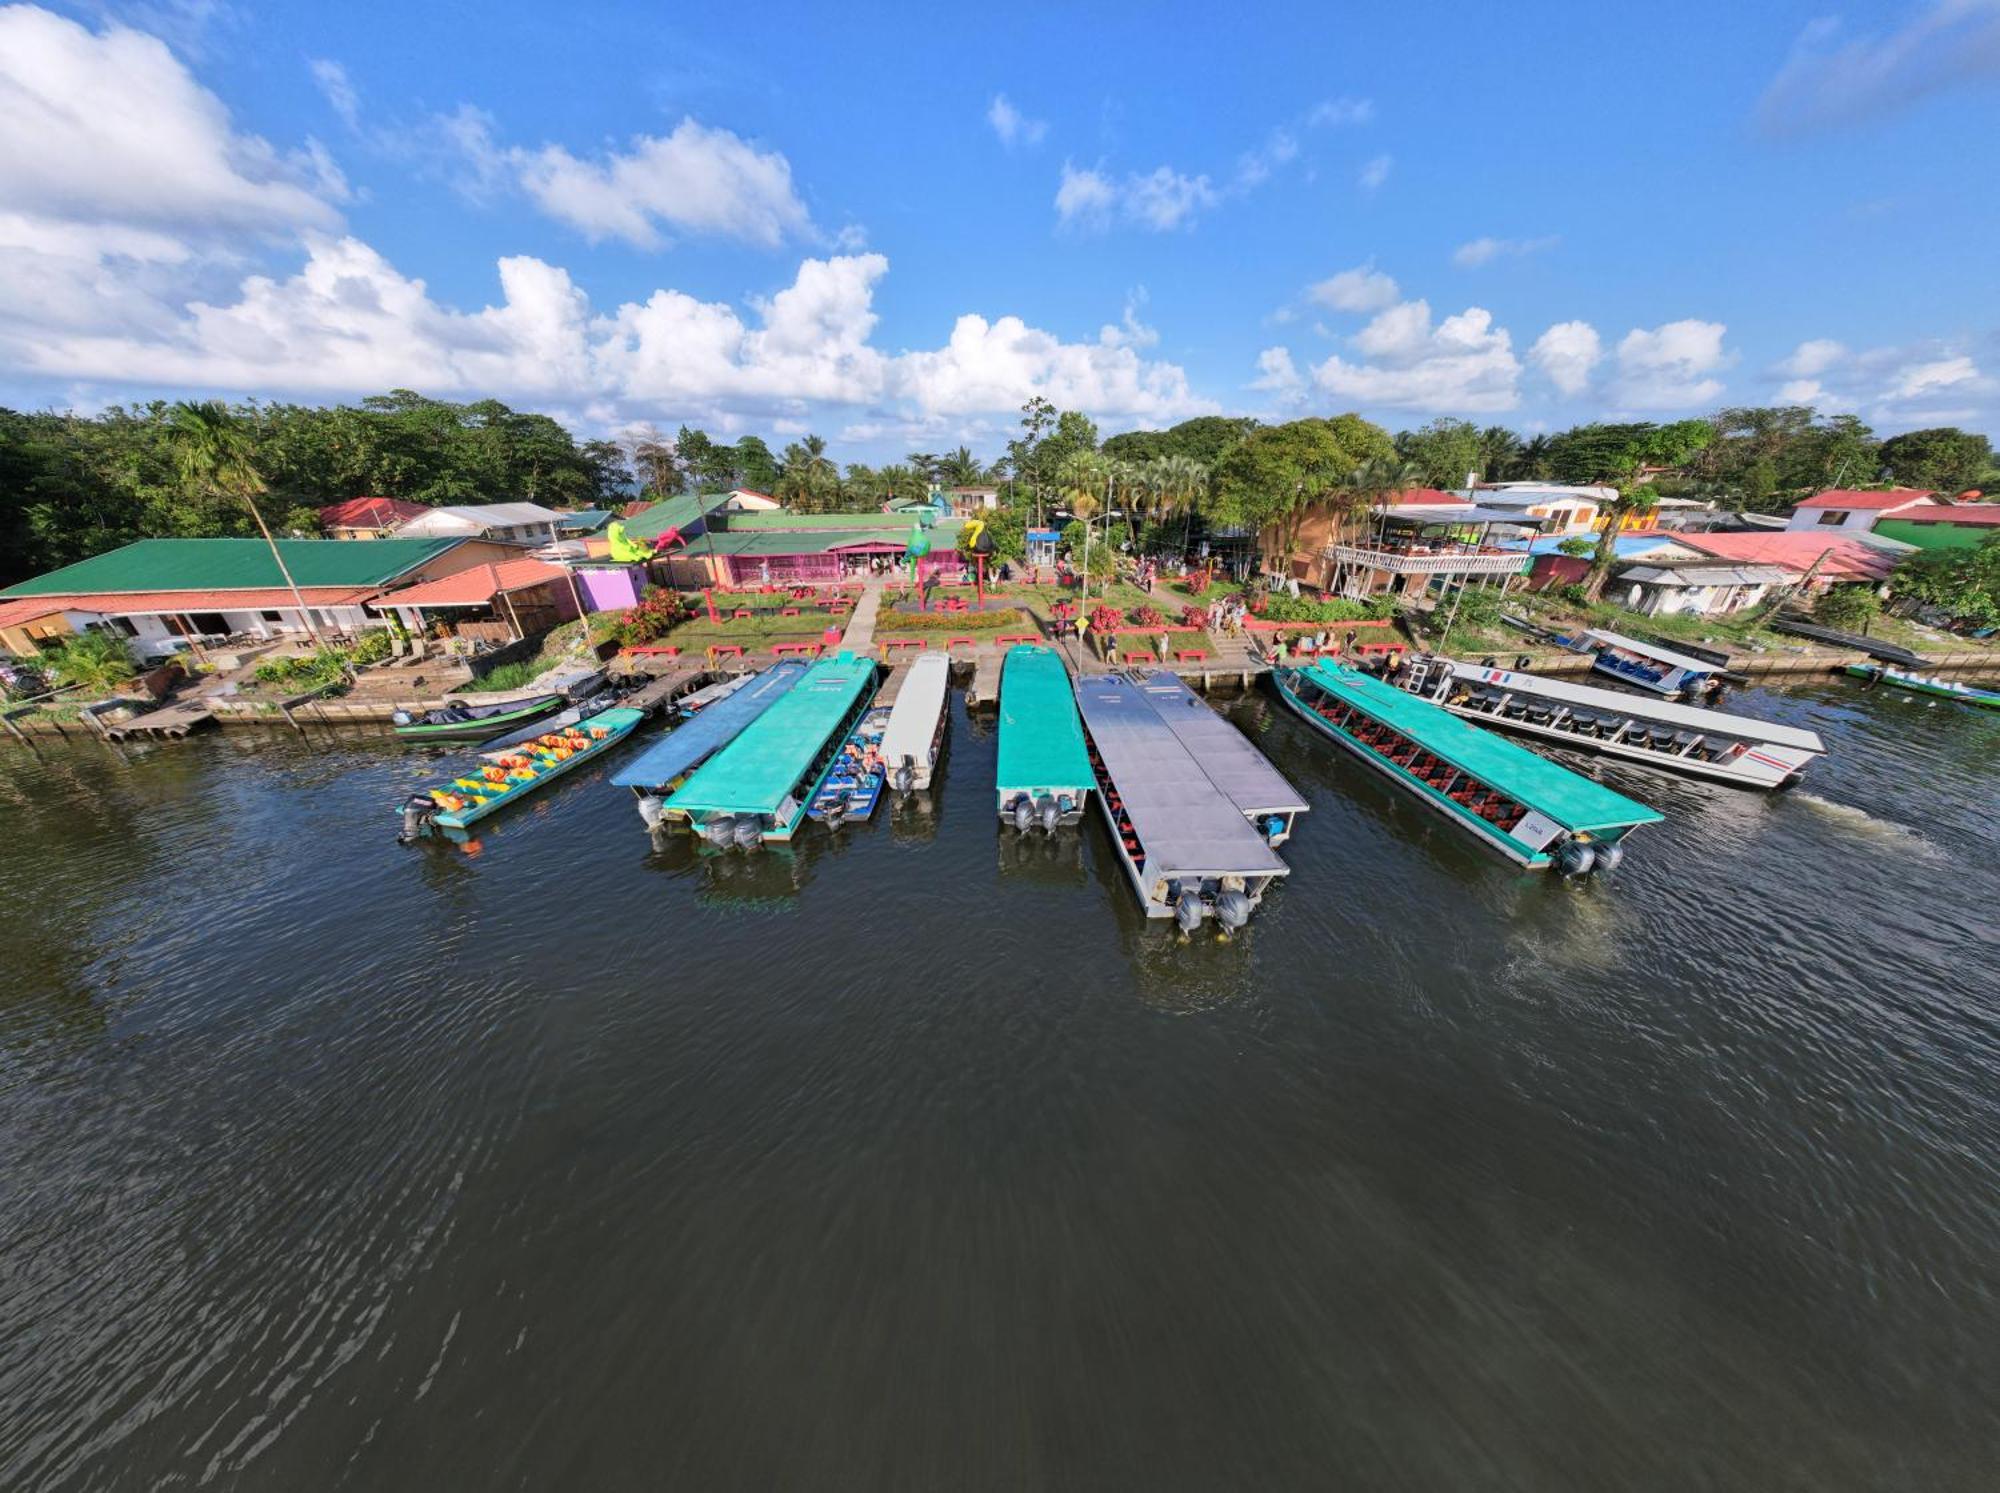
[
  {"x1": 1528, "y1": 320, "x2": 1603, "y2": 396},
  {"x1": 986, "y1": 93, "x2": 1047, "y2": 148},
  {"x1": 895, "y1": 309, "x2": 1212, "y2": 421},
  {"x1": 1765, "y1": 338, "x2": 1996, "y2": 427},
  {"x1": 1612, "y1": 319, "x2": 1730, "y2": 409},
  {"x1": 1777, "y1": 378, "x2": 1827, "y2": 404},
  {"x1": 1453, "y1": 234, "x2": 1559, "y2": 268},
  {"x1": 1234, "y1": 128, "x2": 1299, "y2": 191},
  {"x1": 1308, "y1": 96, "x2": 1375, "y2": 127},
  {"x1": 1054, "y1": 161, "x2": 1216, "y2": 232},
  {"x1": 1306, "y1": 266, "x2": 1400, "y2": 313},
  {"x1": 1251, "y1": 346, "x2": 1306, "y2": 404},
  {"x1": 1777, "y1": 337, "x2": 1847, "y2": 378},
  {"x1": 309, "y1": 57, "x2": 359, "y2": 132},
  {"x1": 510, "y1": 119, "x2": 811, "y2": 250},
  {"x1": 1758, "y1": 3, "x2": 2000, "y2": 135},
  {"x1": 1358, "y1": 154, "x2": 1393, "y2": 191},
  {"x1": 1308, "y1": 299, "x2": 1522, "y2": 412}
]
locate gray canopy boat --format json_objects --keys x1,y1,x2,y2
[
  {"x1": 1129, "y1": 669, "x2": 1309, "y2": 845},
  {"x1": 1074, "y1": 673, "x2": 1289, "y2": 934}
]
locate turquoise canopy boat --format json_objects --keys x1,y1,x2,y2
[
  {"x1": 664, "y1": 652, "x2": 879, "y2": 845},
  {"x1": 611, "y1": 661, "x2": 807, "y2": 831},
  {"x1": 1275, "y1": 660, "x2": 1661, "y2": 875},
  {"x1": 996, "y1": 644, "x2": 1092, "y2": 830},
  {"x1": 398, "y1": 705, "x2": 645, "y2": 841}
]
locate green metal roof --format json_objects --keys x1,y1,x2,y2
[
  {"x1": 997, "y1": 645, "x2": 1092, "y2": 792},
  {"x1": 665, "y1": 652, "x2": 878, "y2": 815},
  {"x1": 724, "y1": 511, "x2": 967, "y2": 538},
  {"x1": 624, "y1": 493, "x2": 720, "y2": 542},
  {"x1": 1299, "y1": 661, "x2": 1663, "y2": 832},
  {"x1": 1, "y1": 537, "x2": 463, "y2": 597},
  {"x1": 686, "y1": 531, "x2": 890, "y2": 557}
]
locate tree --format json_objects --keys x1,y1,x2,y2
[
  {"x1": 1578, "y1": 419, "x2": 1712, "y2": 600},
  {"x1": 732, "y1": 436, "x2": 779, "y2": 493},
  {"x1": 1010, "y1": 395, "x2": 1057, "y2": 519},
  {"x1": 1478, "y1": 425, "x2": 1523, "y2": 481},
  {"x1": 1396, "y1": 417, "x2": 1484, "y2": 488},
  {"x1": 938, "y1": 445, "x2": 984, "y2": 486},
  {"x1": 1892, "y1": 534, "x2": 2000, "y2": 628},
  {"x1": 906, "y1": 451, "x2": 942, "y2": 485},
  {"x1": 1210, "y1": 420, "x2": 1347, "y2": 569},
  {"x1": 625, "y1": 426, "x2": 679, "y2": 495},
  {"x1": 44, "y1": 631, "x2": 138, "y2": 693},
  {"x1": 580, "y1": 439, "x2": 634, "y2": 500},
  {"x1": 1879, "y1": 427, "x2": 1992, "y2": 494},
  {"x1": 1813, "y1": 585, "x2": 1881, "y2": 631}
]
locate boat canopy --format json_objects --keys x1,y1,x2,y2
[
  {"x1": 998, "y1": 646, "x2": 1091, "y2": 790},
  {"x1": 1131, "y1": 670, "x2": 1309, "y2": 816},
  {"x1": 1075, "y1": 674, "x2": 1288, "y2": 879},
  {"x1": 1300, "y1": 662, "x2": 1663, "y2": 834},
  {"x1": 665, "y1": 653, "x2": 876, "y2": 815},
  {"x1": 1583, "y1": 629, "x2": 1720, "y2": 676},
  {"x1": 879, "y1": 652, "x2": 951, "y2": 767},
  {"x1": 610, "y1": 661, "x2": 806, "y2": 790},
  {"x1": 1441, "y1": 660, "x2": 1826, "y2": 753}
]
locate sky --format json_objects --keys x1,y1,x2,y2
[{"x1": 2, "y1": 0, "x2": 1999, "y2": 461}]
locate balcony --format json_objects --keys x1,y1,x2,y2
[{"x1": 1326, "y1": 544, "x2": 1527, "y2": 577}]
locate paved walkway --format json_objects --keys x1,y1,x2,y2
[{"x1": 839, "y1": 579, "x2": 885, "y2": 653}]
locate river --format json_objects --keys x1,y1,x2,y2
[{"x1": 1, "y1": 677, "x2": 1996, "y2": 1490}]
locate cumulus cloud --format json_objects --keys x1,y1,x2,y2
[
  {"x1": 1758, "y1": 2, "x2": 2000, "y2": 135},
  {"x1": 1054, "y1": 161, "x2": 1216, "y2": 232},
  {"x1": 1308, "y1": 298, "x2": 1522, "y2": 412},
  {"x1": 1306, "y1": 266, "x2": 1399, "y2": 314},
  {"x1": 1358, "y1": 154, "x2": 1393, "y2": 191},
  {"x1": 1308, "y1": 96, "x2": 1375, "y2": 127},
  {"x1": 1528, "y1": 320, "x2": 1603, "y2": 396},
  {"x1": 1612, "y1": 320, "x2": 1730, "y2": 409},
  {"x1": 1777, "y1": 337, "x2": 1847, "y2": 378},
  {"x1": 1453, "y1": 234, "x2": 1559, "y2": 268},
  {"x1": 1250, "y1": 346, "x2": 1306, "y2": 403},
  {"x1": 1764, "y1": 338, "x2": 1997, "y2": 427},
  {"x1": 986, "y1": 93, "x2": 1048, "y2": 148}
]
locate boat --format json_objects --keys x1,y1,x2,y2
[
  {"x1": 878, "y1": 651, "x2": 952, "y2": 791},
  {"x1": 807, "y1": 701, "x2": 891, "y2": 825},
  {"x1": 610, "y1": 662, "x2": 808, "y2": 830},
  {"x1": 398, "y1": 706, "x2": 645, "y2": 841},
  {"x1": 1772, "y1": 616, "x2": 1925, "y2": 667},
  {"x1": 663, "y1": 652, "x2": 880, "y2": 846},
  {"x1": 996, "y1": 644, "x2": 1092, "y2": 831},
  {"x1": 1578, "y1": 629, "x2": 1722, "y2": 697},
  {"x1": 1843, "y1": 662, "x2": 2000, "y2": 712},
  {"x1": 1273, "y1": 659, "x2": 1661, "y2": 875},
  {"x1": 1074, "y1": 673, "x2": 1290, "y2": 932},
  {"x1": 1129, "y1": 669, "x2": 1308, "y2": 846},
  {"x1": 674, "y1": 672, "x2": 758, "y2": 716},
  {"x1": 390, "y1": 692, "x2": 563, "y2": 742},
  {"x1": 1402, "y1": 656, "x2": 1826, "y2": 789}
]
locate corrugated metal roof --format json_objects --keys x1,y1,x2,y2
[
  {"x1": 725, "y1": 512, "x2": 965, "y2": 534},
  {"x1": 1794, "y1": 488, "x2": 1935, "y2": 510},
  {"x1": 1300, "y1": 662, "x2": 1662, "y2": 833},
  {"x1": 665, "y1": 653, "x2": 877, "y2": 815},
  {"x1": 1074, "y1": 674, "x2": 1289, "y2": 880},
  {"x1": 11, "y1": 587, "x2": 375, "y2": 615},
  {"x1": 997, "y1": 646, "x2": 1091, "y2": 792},
  {"x1": 624, "y1": 492, "x2": 715, "y2": 541},
  {"x1": 1585, "y1": 630, "x2": 1722, "y2": 675},
  {"x1": 381, "y1": 558, "x2": 570, "y2": 607},
  {"x1": 1131, "y1": 671, "x2": 1308, "y2": 817},
  {"x1": 611, "y1": 662, "x2": 806, "y2": 790},
  {"x1": 1, "y1": 538, "x2": 462, "y2": 598},
  {"x1": 1619, "y1": 564, "x2": 1792, "y2": 586}
]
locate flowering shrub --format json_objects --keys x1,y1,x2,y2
[
  {"x1": 1130, "y1": 605, "x2": 1166, "y2": 628},
  {"x1": 1089, "y1": 604, "x2": 1124, "y2": 635},
  {"x1": 1180, "y1": 605, "x2": 1209, "y2": 629},
  {"x1": 610, "y1": 587, "x2": 694, "y2": 645}
]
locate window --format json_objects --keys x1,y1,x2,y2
[
  {"x1": 261, "y1": 611, "x2": 284, "y2": 622},
  {"x1": 1816, "y1": 510, "x2": 1845, "y2": 525}
]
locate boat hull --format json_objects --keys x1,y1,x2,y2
[
  {"x1": 421, "y1": 708, "x2": 644, "y2": 831},
  {"x1": 393, "y1": 694, "x2": 563, "y2": 741},
  {"x1": 1844, "y1": 663, "x2": 2000, "y2": 711},
  {"x1": 1439, "y1": 701, "x2": 1811, "y2": 789}
]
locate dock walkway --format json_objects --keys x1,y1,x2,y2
[
  {"x1": 839, "y1": 580, "x2": 885, "y2": 654},
  {"x1": 105, "y1": 699, "x2": 215, "y2": 741}
]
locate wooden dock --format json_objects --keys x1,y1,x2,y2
[
  {"x1": 105, "y1": 700, "x2": 215, "y2": 741},
  {"x1": 624, "y1": 667, "x2": 711, "y2": 716}
]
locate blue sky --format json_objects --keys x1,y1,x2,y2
[{"x1": 2, "y1": 0, "x2": 1997, "y2": 460}]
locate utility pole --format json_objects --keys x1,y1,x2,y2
[{"x1": 244, "y1": 489, "x2": 330, "y2": 653}]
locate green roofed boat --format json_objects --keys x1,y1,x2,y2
[
  {"x1": 1843, "y1": 662, "x2": 2000, "y2": 712},
  {"x1": 996, "y1": 644, "x2": 1093, "y2": 831},
  {"x1": 391, "y1": 692, "x2": 565, "y2": 742},
  {"x1": 664, "y1": 652, "x2": 880, "y2": 846},
  {"x1": 1275, "y1": 660, "x2": 1661, "y2": 876}
]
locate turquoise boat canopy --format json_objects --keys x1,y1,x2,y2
[
  {"x1": 665, "y1": 653, "x2": 876, "y2": 816},
  {"x1": 997, "y1": 645, "x2": 1091, "y2": 790},
  {"x1": 1299, "y1": 661, "x2": 1663, "y2": 833},
  {"x1": 610, "y1": 661, "x2": 806, "y2": 791}
]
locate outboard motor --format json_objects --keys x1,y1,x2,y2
[
  {"x1": 635, "y1": 793, "x2": 666, "y2": 831},
  {"x1": 1214, "y1": 888, "x2": 1252, "y2": 934},
  {"x1": 397, "y1": 793, "x2": 438, "y2": 845},
  {"x1": 1590, "y1": 840, "x2": 1624, "y2": 875},
  {"x1": 1036, "y1": 795, "x2": 1060, "y2": 834},
  {"x1": 702, "y1": 815, "x2": 737, "y2": 848},
  {"x1": 1555, "y1": 839, "x2": 1597, "y2": 879},
  {"x1": 1261, "y1": 814, "x2": 1285, "y2": 844},
  {"x1": 1174, "y1": 889, "x2": 1207, "y2": 935},
  {"x1": 731, "y1": 817, "x2": 762, "y2": 850},
  {"x1": 893, "y1": 757, "x2": 915, "y2": 792},
  {"x1": 1012, "y1": 796, "x2": 1034, "y2": 833},
  {"x1": 823, "y1": 797, "x2": 848, "y2": 829},
  {"x1": 390, "y1": 708, "x2": 415, "y2": 727}
]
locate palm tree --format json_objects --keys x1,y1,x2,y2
[
  {"x1": 906, "y1": 451, "x2": 942, "y2": 486},
  {"x1": 938, "y1": 445, "x2": 983, "y2": 487},
  {"x1": 1477, "y1": 425, "x2": 1522, "y2": 482},
  {"x1": 1056, "y1": 450, "x2": 1108, "y2": 601},
  {"x1": 165, "y1": 400, "x2": 328, "y2": 650}
]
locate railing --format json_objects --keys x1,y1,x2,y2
[{"x1": 1326, "y1": 545, "x2": 1526, "y2": 576}]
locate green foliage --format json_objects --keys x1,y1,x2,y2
[
  {"x1": 980, "y1": 505, "x2": 1027, "y2": 561},
  {"x1": 1102, "y1": 416, "x2": 1259, "y2": 467},
  {"x1": 252, "y1": 648, "x2": 350, "y2": 692},
  {"x1": 44, "y1": 631, "x2": 138, "y2": 693},
  {"x1": 1395, "y1": 416, "x2": 1483, "y2": 488},
  {"x1": 1812, "y1": 585, "x2": 1882, "y2": 631},
  {"x1": 1255, "y1": 592, "x2": 1380, "y2": 624},
  {"x1": 1447, "y1": 584, "x2": 1506, "y2": 631},
  {"x1": 1556, "y1": 535, "x2": 1597, "y2": 557},
  {"x1": 1891, "y1": 535, "x2": 2000, "y2": 628},
  {"x1": 1691, "y1": 407, "x2": 1877, "y2": 511},
  {"x1": 1058, "y1": 519, "x2": 1119, "y2": 578},
  {"x1": 606, "y1": 586, "x2": 695, "y2": 646},
  {"x1": 1878, "y1": 427, "x2": 1992, "y2": 494},
  {"x1": 876, "y1": 606, "x2": 1024, "y2": 632}
]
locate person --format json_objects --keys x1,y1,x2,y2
[
  {"x1": 1273, "y1": 637, "x2": 1288, "y2": 666},
  {"x1": 1104, "y1": 633, "x2": 1120, "y2": 666},
  {"x1": 1157, "y1": 630, "x2": 1171, "y2": 663},
  {"x1": 1344, "y1": 628, "x2": 1358, "y2": 657}
]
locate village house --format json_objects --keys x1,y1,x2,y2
[
  {"x1": 391, "y1": 502, "x2": 568, "y2": 547},
  {"x1": 1871, "y1": 504, "x2": 2000, "y2": 551},
  {"x1": 621, "y1": 497, "x2": 966, "y2": 589},
  {"x1": 374, "y1": 557, "x2": 583, "y2": 645},
  {"x1": 1783, "y1": 488, "x2": 1942, "y2": 533},
  {"x1": 317, "y1": 497, "x2": 430, "y2": 539}
]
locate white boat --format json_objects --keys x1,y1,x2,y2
[
  {"x1": 1402, "y1": 656, "x2": 1825, "y2": 789},
  {"x1": 879, "y1": 651, "x2": 952, "y2": 790},
  {"x1": 1579, "y1": 629, "x2": 1721, "y2": 697}
]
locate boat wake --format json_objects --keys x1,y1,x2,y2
[{"x1": 1789, "y1": 793, "x2": 1940, "y2": 858}]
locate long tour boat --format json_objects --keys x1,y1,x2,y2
[
  {"x1": 1129, "y1": 669, "x2": 1308, "y2": 846},
  {"x1": 1074, "y1": 673, "x2": 1290, "y2": 932},
  {"x1": 1274, "y1": 660, "x2": 1661, "y2": 876},
  {"x1": 1580, "y1": 629, "x2": 1723, "y2": 698},
  {"x1": 1401, "y1": 655, "x2": 1826, "y2": 789},
  {"x1": 996, "y1": 644, "x2": 1093, "y2": 831},
  {"x1": 391, "y1": 692, "x2": 565, "y2": 742},
  {"x1": 877, "y1": 650, "x2": 952, "y2": 791},
  {"x1": 611, "y1": 661, "x2": 807, "y2": 830},
  {"x1": 1843, "y1": 662, "x2": 2000, "y2": 712},
  {"x1": 663, "y1": 652, "x2": 880, "y2": 847},
  {"x1": 398, "y1": 706, "x2": 645, "y2": 841}
]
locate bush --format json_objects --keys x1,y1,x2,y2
[
  {"x1": 1089, "y1": 603, "x2": 1124, "y2": 635},
  {"x1": 1814, "y1": 585, "x2": 1881, "y2": 631},
  {"x1": 1257, "y1": 592, "x2": 1379, "y2": 624},
  {"x1": 1180, "y1": 604, "x2": 1209, "y2": 629},
  {"x1": 253, "y1": 648, "x2": 349, "y2": 691},
  {"x1": 608, "y1": 586, "x2": 694, "y2": 646},
  {"x1": 45, "y1": 631, "x2": 138, "y2": 693},
  {"x1": 875, "y1": 606, "x2": 1024, "y2": 632},
  {"x1": 1130, "y1": 605, "x2": 1166, "y2": 628}
]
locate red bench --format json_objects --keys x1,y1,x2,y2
[
  {"x1": 879, "y1": 638, "x2": 923, "y2": 652},
  {"x1": 708, "y1": 644, "x2": 745, "y2": 661},
  {"x1": 994, "y1": 634, "x2": 1038, "y2": 646},
  {"x1": 1124, "y1": 649, "x2": 1156, "y2": 664},
  {"x1": 731, "y1": 608, "x2": 754, "y2": 620},
  {"x1": 626, "y1": 645, "x2": 681, "y2": 658},
  {"x1": 1175, "y1": 648, "x2": 1208, "y2": 663},
  {"x1": 771, "y1": 641, "x2": 821, "y2": 657},
  {"x1": 779, "y1": 606, "x2": 801, "y2": 616},
  {"x1": 945, "y1": 637, "x2": 976, "y2": 650}
]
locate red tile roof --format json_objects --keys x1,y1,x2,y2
[
  {"x1": 1889, "y1": 505, "x2": 2000, "y2": 527},
  {"x1": 1677, "y1": 532, "x2": 1896, "y2": 581},
  {"x1": 318, "y1": 497, "x2": 430, "y2": 529},
  {"x1": 0, "y1": 598, "x2": 67, "y2": 628},
  {"x1": 381, "y1": 558, "x2": 569, "y2": 608},
  {"x1": 1793, "y1": 487, "x2": 1937, "y2": 511},
  {"x1": 3, "y1": 588, "x2": 378, "y2": 616}
]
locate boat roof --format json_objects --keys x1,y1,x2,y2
[
  {"x1": 1299, "y1": 662, "x2": 1664, "y2": 832},
  {"x1": 997, "y1": 645, "x2": 1091, "y2": 790},
  {"x1": 879, "y1": 652, "x2": 951, "y2": 766},
  {"x1": 664, "y1": 654, "x2": 876, "y2": 814},
  {"x1": 1440, "y1": 660, "x2": 1826, "y2": 752},
  {"x1": 1074, "y1": 675, "x2": 1290, "y2": 880},
  {"x1": 1583, "y1": 629, "x2": 1720, "y2": 675},
  {"x1": 611, "y1": 662, "x2": 807, "y2": 789},
  {"x1": 1131, "y1": 670, "x2": 1309, "y2": 815}
]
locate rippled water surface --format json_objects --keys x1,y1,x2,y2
[{"x1": 2, "y1": 679, "x2": 1997, "y2": 1490}]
